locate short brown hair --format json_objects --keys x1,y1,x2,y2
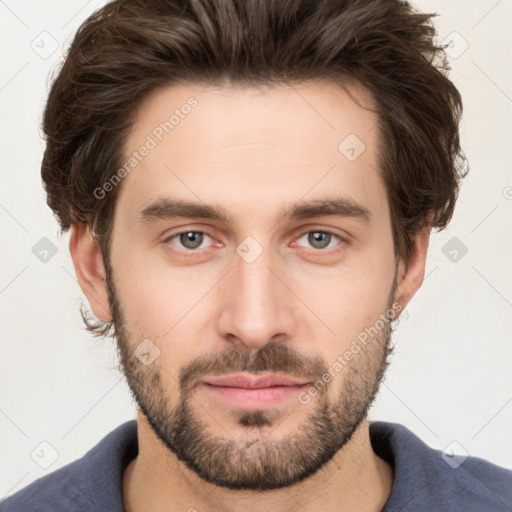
[{"x1": 41, "y1": 0, "x2": 467, "y2": 335}]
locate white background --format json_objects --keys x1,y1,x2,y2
[{"x1": 0, "y1": 0, "x2": 511, "y2": 500}]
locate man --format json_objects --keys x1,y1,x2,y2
[{"x1": 2, "y1": 0, "x2": 511, "y2": 511}]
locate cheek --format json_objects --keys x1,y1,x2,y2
[
  {"x1": 301, "y1": 282, "x2": 385, "y2": 360},
  {"x1": 112, "y1": 259, "x2": 208, "y2": 385},
  {"x1": 110, "y1": 244, "x2": 205, "y2": 340},
  {"x1": 290, "y1": 257, "x2": 394, "y2": 365}
]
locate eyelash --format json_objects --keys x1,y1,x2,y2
[{"x1": 162, "y1": 228, "x2": 345, "y2": 255}]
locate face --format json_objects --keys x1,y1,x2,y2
[{"x1": 100, "y1": 81, "x2": 403, "y2": 490}]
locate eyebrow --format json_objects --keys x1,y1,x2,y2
[{"x1": 138, "y1": 196, "x2": 371, "y2": 225}]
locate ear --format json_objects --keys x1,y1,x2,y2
[
  {"x1": 392, "y1": 224, "x2": 431, "y2": 319},
  {"x1": 69, "y1": 223, "x2": 112, "y2": 322}
]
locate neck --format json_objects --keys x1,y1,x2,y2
[{"x1": 122, "y1": 412, "x2": 393, "y2": 512}]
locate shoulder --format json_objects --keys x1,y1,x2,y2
[
  {"x1": 370, "y1": 421, "x2": 512, "y2": 511},
  {"x1": 0, "y1": 420, "x2": 138, "y2": 512}
]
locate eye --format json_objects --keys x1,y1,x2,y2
[
  {"x1": 164, "y1": 230, "x2": 214, "y2": 250},
  {"x1": 163, "y1": 228, "x2": 345, "y2": 254},
  {"x1": 295, "y1": 230, "x2": 343, "y2": 251}
]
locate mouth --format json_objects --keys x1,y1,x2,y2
[{"x1": 198, "y1": 373, "x2": 311, "y2": 409}]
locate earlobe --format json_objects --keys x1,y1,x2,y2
[
  {"x1": 392, "y1": 225, "x2": 431, "y2": 319},
  {"x1": 69, "y1": 223, "x2": 113, "y2": 322}
]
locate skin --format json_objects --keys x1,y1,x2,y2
[{"x1": 69, "y1": 80, "x2": 430, "y2": 512}]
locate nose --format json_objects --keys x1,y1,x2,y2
[{"x1": 216, "y1": 244, "x2": 297, "y2": 350}]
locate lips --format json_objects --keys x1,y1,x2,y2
[
  {"x1": 199, "y1": 373, "x2": 311, "y2": 409},
  {"x1": 201, "y1": 373, "x2": 311, "y2": 389}
]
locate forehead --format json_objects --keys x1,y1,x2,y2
[
  {"x1": 128, "y1": 79, "x2": 377, "y2": 151},
  {"x1": 116, "y1": 80, "x2": 386, "y2": 224}
]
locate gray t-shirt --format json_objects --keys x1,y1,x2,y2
[{"x1": 2, "y1": 420, "x2": 511, "y2": 511}]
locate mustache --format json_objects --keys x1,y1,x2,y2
[{"x1": 178, "y1": 342, "x2": 328, "y2": 394}]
